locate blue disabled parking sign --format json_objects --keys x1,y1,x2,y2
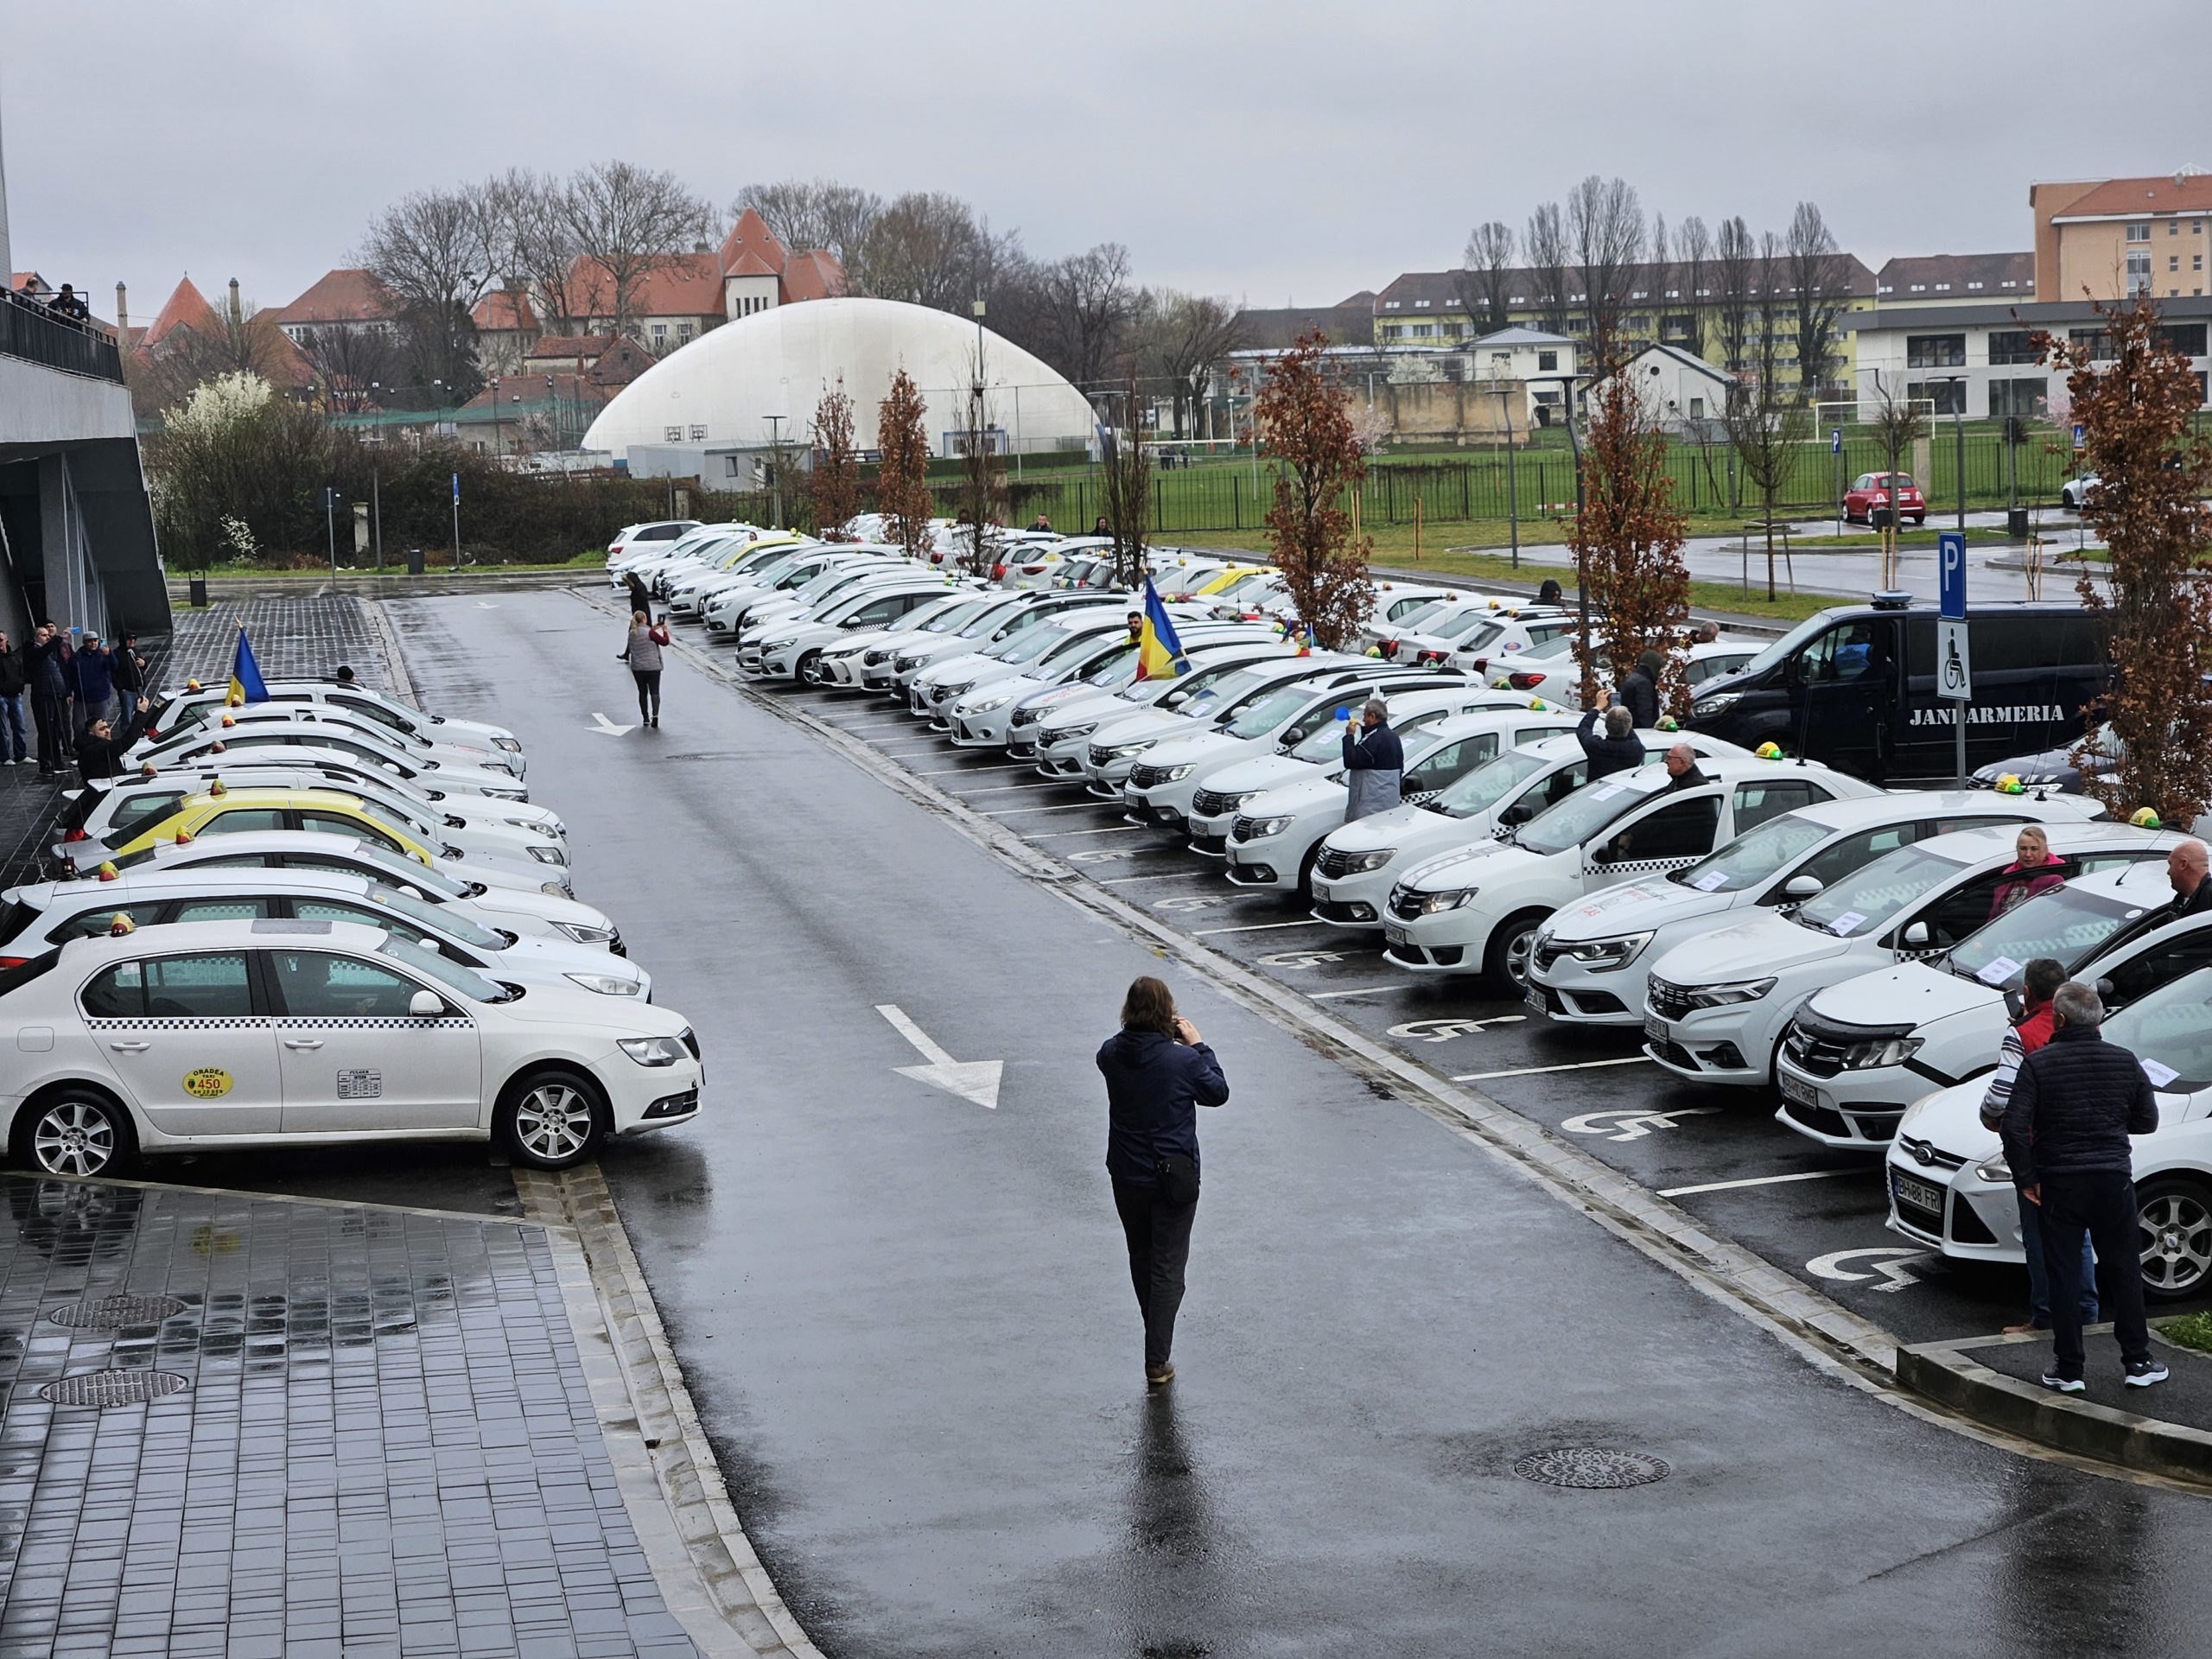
[{"x1": 1937, "y1": 530, "x2": 1967, "y2": 620}]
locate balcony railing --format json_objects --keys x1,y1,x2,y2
[{"x1": 0, "y1": 290, "x2": 125, "y2": 384}]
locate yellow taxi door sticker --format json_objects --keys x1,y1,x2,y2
[{"x1": 181, "y1": 1066, "x2": 234, "y2": 1100}]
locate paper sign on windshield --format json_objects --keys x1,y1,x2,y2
[
  {"x1": 1827, "y1": 911, "x2": 1867, "y2": 935},
  {"x1": 2143, "y1": 1058, "x2": 2181, "y2": 1090},
  {"x1": 1691, "y1": 871, "x2": 1728, "y2": 892},
  {"x1": 1590, "y1": 784, "x2": 1624, "y2": 801},
  {"x1": 1975, "y1": 955, "x2": 2024, "y2": 987}
]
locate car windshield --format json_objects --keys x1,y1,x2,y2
[
  {"x1": 361, "y1": 883, "x2": 505, "y2": 949},
  {"x1": 355, "y1": 798, "x2": 426, "y2": 837},
  {"x1": 1741, "y1": 611, "x2": 1839, "y2": 679},
  {"x1": 746, "y1": 556, "x2": 804, "y2": 588},
  {"x1": 335, "y1": 842, "x2": 471, "y2": 899},
  {"x1": 1087, "y1": 653, "x2": 1143, "y2": 690},
  {"x1": 2103, "y1": 969, "x2": 2212, "y2": 1092},
  {"x1": 1948, "y1": 883, "x2": 2145, "y2": 985},
  {"x1": 380, "y1": 935, "x2": 512, "y2": 1003},
  {"x1": 1670, "y1": 811, "x2": 1834, "y2": 893},
  {"x1": 1289, "y1": 718, "x2": 1362, "y2": 762},
  {"x1": 1517, "y1": 774, "x2": 1664, "y2": 856},
  {"x1": 1796, "y1": 844, "x2": 1969, "y2": 938},
  {"x1": 896, "y1": 595, "x2": 967, "y2": 632},
  {"x1": 1037, "y1": 630, "x2": 1120, "y2": 670},
  {"x1": 1428, "y1": 609, "x2": 1495, "y2": 643},
  {"x1": 1223, "y1": 686, "x2": 1323, "y2": 741},
  {"x1": 1426, "y1": 747, "x2": 1559, "y2": 819},
  {"x1": 927, "y1": 597, "x2": 995, "y2": 633},
  {"x1": 995, "y1": 623, "x2": 1082, "y2": 665},
  {"x1": 1389, "y1": 600, "x2": 1451, "y2": 632}
]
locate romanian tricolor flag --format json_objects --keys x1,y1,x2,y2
[
  {"x1": 227, "y1": 627, "x2": 270, "y2": 707},
  {"x1": 1135, "y1": 579, "x2": 1187, "y2": 681}
]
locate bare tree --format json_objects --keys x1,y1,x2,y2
[
  {"x1": 1648, "y1": 212, "x2": 1671, "y2": 316},
  {"x1": 1140, "y1": 291, "x2": 1246, "y2": 438},
  {"x1": 560, "y1": 160, "x2": 714, "y2": 334},
  {"x1": 1457, "y1": 220, "x2": 1516, "y2": 335},
  {"x1": 483, "y1": 168, "x2": 586, "y2": 335},
  {"x1": 1714, "y1": 216, "x2": 1755, "y2": 372},
  {"x1": 1523, "y1": 201, "x2": 1571, "y2": 337},
  {"x1": 1099, "y1": 371, "x2": 1152, "y2": 587},
  {"x1": 360, "y1": 182, "x2": 496, "y2": 390},
  {"x1": 1675, "y1": 215, "x2": 1713, "y2": 359},
  {"x1": 1567, "y1": 174, "x2": 1646, "y2": 343},
  {"x1": 1027, "y1": 244, "x2": 1136, "y2": 391},
  {"x1": 1786, "y1": 200, "x2": 1849, "y2": 397},
  {"x1": 296, "y1": 323, "x2": 401, "y2": 413},
  {"x1": 731, "y1": 178, "x2": 883, "y2": 262},
  {"x1": 850, "y1": 192, "x2": 1016, "y2": 312},
  {"x1": 1721, "y1": 230, "x2": 1812, "y2": 599},
  {"x1": 957, "y1": 354, "x2": 1007, "y2": 576}
]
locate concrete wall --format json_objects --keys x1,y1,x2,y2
[
  {"x1": 1378, "y1": 380, "x2": 1518, "y2": 443},
  {"x1": 0, "y1": 357, "x2": 138, "y2": 446}
]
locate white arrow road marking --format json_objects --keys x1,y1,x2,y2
[
  {"x1": 1389, "y1": 1015, "x2": 1527, "y2": 1043},
  {"x1": 874, "y1": 1004, "x2": 1001, "y2": 1109},
  {"x1": 589, "y1": 711, "x2": 636, "y2": 736},
  {"x1": 1805, "y1": 1246, "x2": 1932, "y2": 1294},
  {"x1": 474, "y1": 601, "x2": 499, "y2": 609},
  {"x1": 1559, "y1": 1106, "x2": 1720, "y2": 1142}
]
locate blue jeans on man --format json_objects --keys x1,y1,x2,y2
[
  {"x1": 2020, "y1": 1189, "x2": 2097, "y2": 1328},
  {"x1": 0, "y1": 691, "x2": 25, "y2": 763}
]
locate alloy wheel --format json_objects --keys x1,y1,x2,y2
[
  {"x1": 2139, "y1": 1188, "x2": 2212, "y2": 1295},
  {"x1": 31, "y1": 1100, "x2": 119, "y2": 1178},
  {"x1": 512, "y1": 1081, "x2": 596, "y2": 1165}
]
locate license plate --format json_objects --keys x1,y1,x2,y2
[
  {"x1": 1893, "y1": 1171, "x2": 1943, "y2": 1215},
  {"x1": 1780, "y1": 1071, "x2": 1819, "y2": 1109},
  {"x1": 1643, "y1": 1014, "x2": 1668, "y2": 1043},
  {"x1": 1383, "y1": 923, "x2": 1408, "y2": 948},
  {"x1": 1528, "y1": 990, "x2": 1550, "y2": 1015}
]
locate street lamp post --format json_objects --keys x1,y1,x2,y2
[
  {"x1": 1560, "y1": 371, "x2": 1589, "y2": 681},
  {"x1": 491, "y1": 377, "x2": 502, "y2": 458},
  {"x1": 765, "y1": 413, "x2": 786, "y2": 528},
  {"x1": 1948, "y1": 376, "x2": 1967, "y2": 531}
]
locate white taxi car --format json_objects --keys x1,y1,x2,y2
[
  {"x1": 155, "y1": 680, "x2": 523, "y2": 760},
  {"x1": 0, "y1": 919, "x2": 700, "y2": 1176}
]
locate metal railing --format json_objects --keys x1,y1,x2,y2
[{"x1": 0, "y1": 290, "x2": 125, "y2": 383}]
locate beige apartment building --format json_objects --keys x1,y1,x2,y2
[{"x1": 2032, "y1": 171, "x2": 2212, "y2": 302}]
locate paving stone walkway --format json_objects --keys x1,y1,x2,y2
[{"x1": 0, "y1": 1174, "x2": 696, "y2": 1658}]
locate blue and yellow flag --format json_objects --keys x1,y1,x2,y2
[
  {"x1": 227, "y1": 627, "x2": 270, "y2": 706},
  {"x1": 1135, "y1": 579, "x2": 1187, "y2": 680}
]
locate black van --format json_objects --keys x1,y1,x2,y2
[{"x1": 1684, "y1": 595, "x2": 2108, "y2": 782}]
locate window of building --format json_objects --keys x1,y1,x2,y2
[
  {"x1": 2198, "y1": 372, "x2": 2209, "y2": 406},
  {"x1": 2197, "y1": 254, "x2": 2206, "y2": 270},
  {"x1": 1412, "y1": 323, "x2": 1436, "y2": 338},
  {"x1": 1383, "y1": 300, "x2": 1402, "y2": 310},
  {"x1": 1537, "y1": 350, "x2": 1558, "y2": 372},
  {"x1": 1967, "y1": 281, "x2": 1983, "y2": 290},
  {"x1": 2070, "y1": 327, "x2": 2114, "y2": 360},
  {"x1": 2173, "y1": 256, "x2": 2183, "y2": 272},
  {"x1": 689, "y1": 424, "x2": 708, "y2": 442},
  {"x1": 1935, "y1": 282, "x2": 1951, "y2": 291},
  {"x1": 2127, "y1": 251, "x2": 2153, "y2": 293},
  {"x1": 677, "y1": 323, "x2": 695, "y2": 341},
  {"x1": 1905, "y1": 334, "x2": 1967, "y2": 368},
  {"x1": 1877, "y1": 283, "x2": 1893, "y2": 295},
  {"x1": 1988, "y1": 378, "x2": 2048, "y2": 420},
  {"x1": 2159, "y1": 323, "x2": 2209, "y2": 356},
  {"x1": 664, "y1": 425, "x2": 683, "y2": 442},
  {"x1": 2001, "y1": 279, "x2": 2019, "y2": 289},
  {"x1": 1986, "y1": 329, "x2": 2037, "y2": 365},
  {"x1": 2128, "y1": 222, "x2": 2152, "y2": 242},
  {"x1": 1688, "y1": 397, "x2": 1705, "y2": 419},
  {"x1": 726, "y1": 456, "x2": 742, "y2": 477},
  {"x1": 2173, "y1": 219, "x2": 2183, "y2": 236},
  {"x1": 1413, "y1": 299, "x2": 1431, "y2": 308},
  {"x1": 1910, "y1": 283, "x2": 1926, "y2": 292},
  {"x1": 1906, "y1": 380, "x2": 1968, "y2": 416}
]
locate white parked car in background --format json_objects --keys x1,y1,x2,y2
[
  {"x1": 145, "y1": 702, "x2": 524, "y2": 780},
  {"x1": 1382, "y1": 753, "x2": 1872, "y2": 988},
  {"x1": 605, "y1": 519, "x2": 701, "y2": 569},
  {"x1": 156, "y1": 681, "x2": 524, "y2": 759},
  {"x1": 1029, "y1": 645, "x2": 1300, "y2": 778},
  {"x1": 0, "y1": 919, "x2": 700, "y2": 1177},
  {"x1": 127, "y1": 719, "x2": 530, "y2": 804}
]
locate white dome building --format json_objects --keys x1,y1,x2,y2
[{"x1": 582, "y1": 296, "x2": 1097, "y2": 474}]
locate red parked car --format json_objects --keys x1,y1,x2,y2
[{"x1": 1842, "y1": 472, "x2": 1926, "y2": 527}]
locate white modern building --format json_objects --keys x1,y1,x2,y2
[
  {"x1": 0, "y1": 97, "x2": 168, "y2": 640},
  {"x1": 1587, "y1": 342, "x2": 1735, "y2": 431},
  {"x1": 1465, "y1": 326, "x2": 1580, "y2": 425},
  {"x1": 582, "y1": 296, "x2": 1100, "y2": 478}
]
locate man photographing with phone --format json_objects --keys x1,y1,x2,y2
[{"x1": 1097, "y1": 976, "x2": 1229, "y2": 1388}]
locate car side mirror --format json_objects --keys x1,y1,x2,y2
[
  {"x1": 1901, "y1": 920, "x2": 1931, "y2": 948},
  {"x1": 1501, "y1": 802, "x2": 1535, "y2": 826},
  {"x1": 1781, "y1": 874, "x2": 1824, "y2": 901},
  {"x1": 407, "y1": 989, "x2": 443, "y2": 1019}
]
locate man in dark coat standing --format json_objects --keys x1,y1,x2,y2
[
  {"x1": 74, "y1": 697, "x2": 156, "y2": 781},
  {"x1": 1618, "y1": 650, "x2": 1663, "y2": 729},
  {"x1": 0, "y1": 629, "x2": 27, "y2": 766},
  {"x1": 1097, "y1": 976, "x2": 1230, "y2": 1387},
  {"x1": 2164, "y1": 840, "x2": 2211, "y2": 920},
  {"x1": 1342, "y1": 696, "x2": 1406, "y2": 820},
  {"x1": 1999, "y1": 981, "x2": 2166, "y2": 1393},
  {"x1": 1574, "y1": 697, "x2": 1644, "y2": 781},
  {"x1": 26, "y1": 623, "x2": 73, "y2": 775}
]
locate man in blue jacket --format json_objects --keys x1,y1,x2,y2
[
  {"x1": 1999, "y1": 981, "x2": 2165, "y2": 1393},
  {"x1": 1097, "y1": 976, "x2": 1230, "y2": 1387},
  {"x1": 1342, "y1": 696, "x2": 1405, "y2": 820}
]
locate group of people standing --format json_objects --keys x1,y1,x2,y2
[{"x1": 0, "y1": 623, "x2": 149, "y2": 776}]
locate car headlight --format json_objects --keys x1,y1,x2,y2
[
  {"x1": 527, "y1": 844, "x2": 567, "y2": 864},
  {"x1": 541, "y1": 880, "x2": 567, "y2": 895},
  {"x1": 964, "y1": 693, "x2": 1017, "y2": 715},
  {"x1": 1243, "y1": 815, "x2": 1295, "y2": 838},
  {"x1": 619, "y1": 1034, "x2": 688, "y2": 1065},
  {"x1": 1840, "y1": 1033, "x2": 1923, "y2": 1070},
  {"x1": 1339, "y1": 849, "x2": 1394, "y2": 874},
  {"x1": 1161, "y1": 765, "x2": 1196, "y2": 783},
  {"x1": 1695, "y1": 692, "x2": 1742, "y2": 715},
  {"x1": 1682, "y1": 976, "x2": 1777, "y2": 1008},
  {"x1": 481, "y1": 786, "x2": 526, "y2": 801},
  {"x1": 1559, "y1": 931, "x2": 1655, "y2": 971},
  {"x1": 1209, "y1": 792, "x2": 1257, "y2": 815},
  {"x1": 493, "y1": 736, "x2": 523, "y2": 753},
  {"x1": 1055, "y1": 721, "x2": 1099, "y2": 741},
  {"x1": 567, "y1": 971, "x2": 642, "y2": 996},
  {"x1": 940, "y1": 680, "x2": 976, "y2": 699},
  {"x1": 1109, "y1": 741, "x2": 1154, "y2": 759},
  {"x1": 1974, "y1": 1153, "x2": 2012, "y2": 1184},
  {"x1": 552, "y1": 921, "x2": 616, "y2": 944},
  {"x1": 1397, "y1": 886, "x2": 1479, "y2": 917},
  {"x1": 824, "y1": 644, "x2": 868, "y2": 661},
  {"x1": 865, "y1": 649, "x2": 893, "y2": 666},
  {"x1": 760, "y1": 637, "x2": 799, "y2": 654}
]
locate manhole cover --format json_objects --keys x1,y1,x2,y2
[
  {"x1": 39, "y1": 1370, "x2": 191, "y2": 1408},
  {"x1": 1512, "y1": 1447, "x2": 1670, "y2": 1490},
  {"x1": 48, "y1": 1295, "x2": 188, "y2": 1330}
]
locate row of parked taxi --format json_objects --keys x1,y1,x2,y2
[
  {"x1": 0, "y1": 671, "x2": 703, "y2": 1179},
  {"x1": 607, "y1": 518, "x2": 2212, "y2": 1300}
]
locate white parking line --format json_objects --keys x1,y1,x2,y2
[
  {"x1": 1096, "y1": 871, "x2": 1209, "y2": 884},
  {"x1": 1451, "y1": 1056, "x2": 1656, "y2": 1083},
  {"x1": 1026, "y1": 824, "x2": 1148, "y2": 840},
  {"x1": 910, "y1": 763, "x2": 1030, "y2": 775},
  {"x1": 1307, "y1": 986, "x2": 1400, "y2": 1001},
  {"x1": 981, "y1": 801, "x2": 1107, "y2": 816},
  {"x1": 1192, "y1": 918, "x2": 1328, "y2": 936},
  {"x1": 1657, "y1": 1169, "x2": 1870, "y2": 1199},
  {"x1": 941, "y1": 781, "x2": 1065, "y2": 797}
]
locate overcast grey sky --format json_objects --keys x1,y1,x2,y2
[{"x1": 6, "y1": 0, "x2": 2207, "y2": 317}]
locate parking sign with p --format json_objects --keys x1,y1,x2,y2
[{"x1": 1937, "y1": 531, "x2": 1966, "y2": 621}]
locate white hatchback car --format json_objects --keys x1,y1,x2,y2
[
  {"x1": 127, "y1": 723, "x2": 531, "y2": 804},
  {"x1": 0, "y1": 919, "x2": 701, "y2": 1177},
  {"x1": 1885, "y1": 966, "x2": 2212, "y2": 1301},
  {"x1": 156, "y1": 681, "x2": 524, "y2": 759},
  {"x1": 144, "y1": 702, "x2": 524, "y2": 781}
]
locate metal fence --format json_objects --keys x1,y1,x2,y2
[{"x1": 0, "y1": 291, "x2": 124, "y2": 384}]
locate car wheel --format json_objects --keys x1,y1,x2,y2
[
  {"x1": 12, "y1": 1089, "x2": 135, "y2": 1179},
  {"x1": 796, "y1": 651, "x2": 824, "y2": 685},
  {"x1": 1294, "y1": 842, "x2": 1323, "y2": 901},
  {"x1": 500, "y1": 1071, "x2": 607, "y2": 1170},
  {"x1": 2136, "y1": 1177, "x2": 2212, "y2": 1301},
  {"x1": 1484, "y1": 909, "x2": 1548, "y2": 993}
]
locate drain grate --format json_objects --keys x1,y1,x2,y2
[
  {"x1": 48, "y1": 1295, "x2": 189, "y2": 1330},
  {"x1": 1512, "y1": 1447, "x2": 1670, "y2": 1490},
  {"x1": 39, "y1": 1370, "x2": 191, "y2": 1408}
]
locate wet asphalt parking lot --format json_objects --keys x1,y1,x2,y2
[{"x1": 237, "y1": 586, "x2": 2212, "y2": 1656}]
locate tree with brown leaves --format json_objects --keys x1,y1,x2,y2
[
  {"x1": 2032, "y1": 296, "x2": 2212, "y2": 823},
  {"x1": 1255, "y1": 332, "x2": 1373, "y2": 649},
  {"x1": 1099, "y1": 371, "x2": 1152, "y2": 588},
  {"x1": 876, "y1": 368, "x2": 935, "y2": 560},
  {"x1": 957, "y1": 371, "x2": 1007, "y2": 578},
  {"x1": 1572, "y1": 326, "x2": 1691, "y2": 711},
  {"x1": 809, "y1": 380, "x2": 860, "y2": 541}
]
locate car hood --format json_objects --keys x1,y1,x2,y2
[
  {"x1": 1201, "y1": 753, "x2": 1318, "y2": 797},
  {"x1": 957, "y1": 673, "x2": 1050, "y2": 710},
  {"x1": 1804, "y1": 959, "x2": 1999, "y2": 1031},
  {"x1": 476, "y1": 982, "x2": 689, "y2": 1036},
  {"x1": 1651, "y1": 912, "x2": 1853, "y2": 984},
  {"x1": 1324, "y1": 800, "x2": 1480, "y2": 853},
  {"x1": 916, "y1": 651, "x2": 997, "y2": 686},
  {"x1": 1545, "y1": 877, "x2": 1738, "y2": 942},
  {"x1": 1243, "y1": 772, "x2": 1346, "y2": 815},
  {"x1": 454, "y1": 887, "x2": 616, "y2": 931},
  {"x1": 1895, "y1": 1080, "x2": 1998, "y2": 1161},
  {"x1": 1397, "y1": 838, "x2": 1534, "y2": 892},
  {"x1": 1091, "y1": 709, "x2": 1203, "y2": 747},
  {"x1": 1035, "y1": 689, "x2": 1133, "y2": 733},
  {"x1": 1138, "y1": 730, "x2": 1256, "y2": 770}
]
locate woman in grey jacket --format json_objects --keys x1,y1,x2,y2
[{"x1": 620, "y1": 610, "x2": 670, "y2": 728}]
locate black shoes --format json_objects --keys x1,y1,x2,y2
[
  {"x1": 2126, "y1": 1358, "x2": 2170, "y2": 1389},
  {"x1": 2039, "y1": 1372, "x2": 2085, "y2": 1394},
  {"x1": 1145, "y1": 1362, "x2": 1174, "y2": 1387}
]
